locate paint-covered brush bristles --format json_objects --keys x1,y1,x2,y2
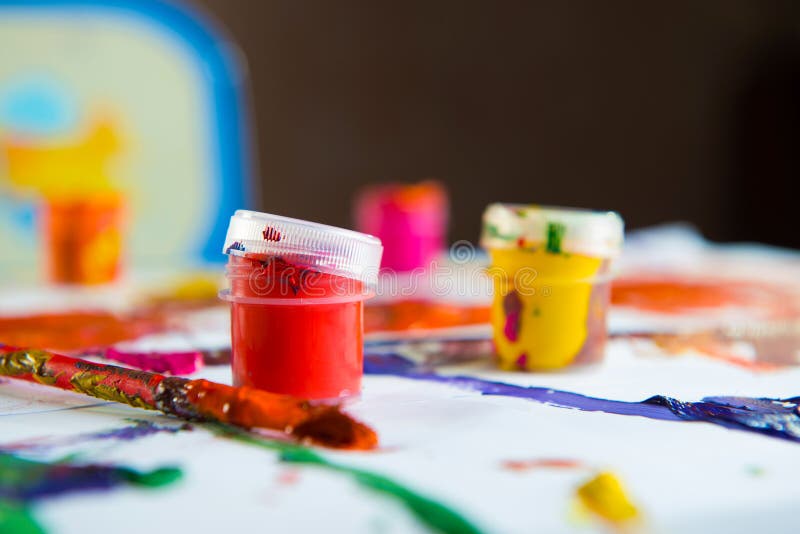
[{"x1": 0, "y1": 345, "x2": 377, "y2": 450}]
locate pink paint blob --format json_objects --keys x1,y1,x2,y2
[{"x1": 104, "y1": 347, "x2": 203, "y2": 375}]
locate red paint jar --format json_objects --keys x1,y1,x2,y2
[{"x1": 220, "y1": 210, "x2": 382, "y2": 400}]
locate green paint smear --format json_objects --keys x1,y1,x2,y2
[
  {"x1": 546, "y1": 222, "x2": 566, "y2": 254},
  {"x1": 1, "y1": 452, "x2": 181, "y2": 492},
  {"x1": 213, "y1": 426, "x2": 485, "y2": 534},
  {"x1": 119, "y1": 466, "x2": 183, "y2": 487},
  {"x1": 0, "y1": 500, "x2": 46, "y2": 534}
]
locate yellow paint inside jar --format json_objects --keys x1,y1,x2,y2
[{"x1": 489, "y1": 247, "x2": 605, "y2": 370}]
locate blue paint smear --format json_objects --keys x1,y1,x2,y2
[
  {"x1": 1, "y1": 420, "x2": 191, "y2": 453},
  {"x1": 364, "y1": 354, "x2": 800, "y2": 443}
]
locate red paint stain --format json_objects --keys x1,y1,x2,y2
[
  {"x1": 277, "y1": 469, "x2": 301, "y2": 486},
  {"x1": 502, "y1": 458, "x2": 584, "y2": 472}
]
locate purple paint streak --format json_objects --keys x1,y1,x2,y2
[
  {"x1": 1, "y1": 420, "x2": 191, "y2": 453},
  {"x1": 364, "y1": 354, "x2": 800, "y2": 442},
  {"x1": 89, "y1": 419, "x2": 192, "y2": 441}
]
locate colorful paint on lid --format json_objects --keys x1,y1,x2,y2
[
  {"x1": 480, "y1": 204, "x2": 623, "y2": 258},
  {"x1": 223, "y1": 210, "x2": 383, "y2": 289}
]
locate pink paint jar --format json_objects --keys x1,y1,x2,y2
[{"x1": 354, "y1": 181, "x2": 448, "y2": 272}]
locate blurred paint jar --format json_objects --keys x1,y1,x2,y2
[
  {"x1": 41, "y1": 193, "x2": 125, "y2": 285},
  {"x1": 480, "y1": 204, "x2": 623, "y2": 371},
  {"x1": 354, "y1": 181, "x2": 447, "y2": 272},
  {"x1": 220, "y1": 210, "x2": 383, "y2": 399}
]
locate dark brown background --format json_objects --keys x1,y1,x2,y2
[{"x1": 196, "y1": 0, "x2": 799, "y2": 247}]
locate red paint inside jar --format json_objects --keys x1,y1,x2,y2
[{"x1": 226, "y1": 254, "x2": 366, "y2": 399}]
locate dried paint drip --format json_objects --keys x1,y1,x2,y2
[
  {"x1": 0, "y1": 347, "x2": 378, "y2": 450},
  {"x1": 216, "y1": 426, "x2": 485, "y2": 534},
  {"x1": 576, "y1": 472, "x2": 640, "y2": 527},
  {"x1": 0, "y1": 451, "x2": 181, "y2": 533},
  {"x1": 502, "y1": 291, "x2": 522, "y2": 342},
  {"x1": 364, "y1": 353, "x2": 800, "y2": 443}
]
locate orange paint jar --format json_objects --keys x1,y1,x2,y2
[{"x1": 41, "y1": 194, "x2": 125, "y2": 285}]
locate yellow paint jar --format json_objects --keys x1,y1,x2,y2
[{"x1": 480, "y1": 204, "x2": 623, "y2": 371}]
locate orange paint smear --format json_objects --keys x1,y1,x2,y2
[
  {"x1": 184, "y1": 379, "x2": 378, "y2": 450},
  {"x1": 0, "y1": 311, "x2": 164, "y2": 351},
  {"x1": 611, "y1": 276, "x2": 798, "y2": 318},
  {"x1": 502, "y1": 458, "x2": 584, "y2": 472},
  {"x1": 365, "y1": 300, "x2": 491, "y2": 332}
]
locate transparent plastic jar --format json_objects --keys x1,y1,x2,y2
[
  {"x1": 220, "y1": 210, "x2": 382, "y2": 399},
  {"x1": 480, "y1": 204, "x2": 623, "y2": 371}
]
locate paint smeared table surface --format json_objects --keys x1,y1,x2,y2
[{"x1": 2, "y1": 226, "x2": 800, "y2": 534}]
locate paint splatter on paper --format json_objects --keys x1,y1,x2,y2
[
  {"x1": 0, "y1": 451, "x2": 181, "y2": 533},
  {"x1": 0, "y1": 419, "x2": 191, "y2": 453},
  {"x1": 218, "y1": 426, "x2": 485, "y2": 534},
  {"x1": 502, "y1": 458, "x2": 584, "y2": 472},
  {"x1": 576, "y1": 472, "x2": 640, "y2": 527},
  {"x1": 611, "y1": 276, "x2": 799, "y2": 319},
  {"x1": 623, "y1": 325, "x2": 800, "y2": 371}
]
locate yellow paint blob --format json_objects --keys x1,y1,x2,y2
[
  {"x1": 489, "y1": 247, "x2": 604, "y2": 370},
  {"x1": 576, "y1": 472, "x2": 640, "y2": 525}
]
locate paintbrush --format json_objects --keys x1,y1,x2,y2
[{"x1": 0, "y1": 345, "x2": 377, "y2": 450}]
